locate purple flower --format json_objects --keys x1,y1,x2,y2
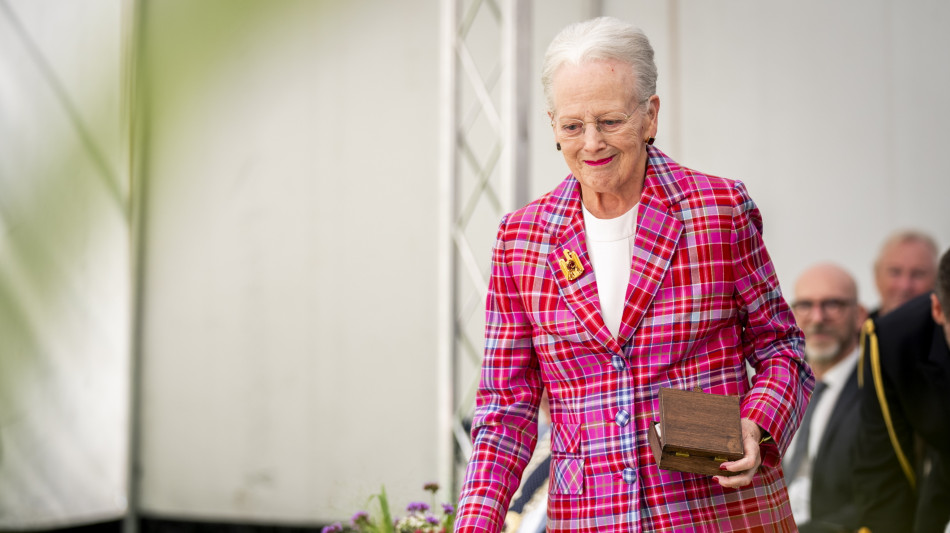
[
  {"x1": 441, "y1": 503, "x2": 455, "y2": 515},
  {"x1": 426, "y1": 515, "x2": 440, "y2": 525},
  {"x1": 321, "y1": 523, "x2": 343, "y2": 533},
  {"x1": 406, "y1": 501, "x2": 430, "y2": 513},
  {"x1": 351, "y1": 510, "x2": 369, "y2": 524}
]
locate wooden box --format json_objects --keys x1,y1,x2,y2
[{"x1": 648, "y1": 387, "x2": 744, "y2": 476}]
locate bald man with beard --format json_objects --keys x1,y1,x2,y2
[{"x1": 785, "y1": 263, "x2": 868, "y2": 532}]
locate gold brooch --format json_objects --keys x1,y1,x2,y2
[{"x1": 558, "y1": 249, "x2": 584, "y2": 281}]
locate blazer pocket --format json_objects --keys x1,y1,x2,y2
[
  {"x1": 550, "y1": 422, "x2": 584, "y2": 495},
  {"x1": 550, "y1": 456, "x2": 585, "y2": 495}
]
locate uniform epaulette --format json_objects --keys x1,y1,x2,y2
[{"x1": 861, "y1": 318, "x2": 916, "y2": 489}]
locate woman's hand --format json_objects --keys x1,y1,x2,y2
[{"x1": 713, "y1": 418, "x2": 764, "y2": 488}]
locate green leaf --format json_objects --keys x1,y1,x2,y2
[{"x1": 376, "y1": 485, "x2": 394, "y2": 533}]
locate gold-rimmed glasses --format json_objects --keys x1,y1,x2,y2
[{"x1": 553, "y1": 102, "x2": 643, "y2": 140}]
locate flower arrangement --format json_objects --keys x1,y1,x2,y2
[{"x1": 321, "y1": 483, "x2": 456, "y2": 533}]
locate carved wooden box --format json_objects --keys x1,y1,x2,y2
[{"x1": 648, "y1": 387, "x2": 744, "y2": 476}]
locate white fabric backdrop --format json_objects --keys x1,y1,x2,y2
[{"x1": 0, "y1": 0, "x2": 129, "y2": 528}]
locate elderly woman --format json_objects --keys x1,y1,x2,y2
[{"x1": 454, "y1": 16, "x2": 814, "y2": 533}]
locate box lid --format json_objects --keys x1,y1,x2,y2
[{"x1": 658, "y1": 387, "x2": 743, "y2": 459}]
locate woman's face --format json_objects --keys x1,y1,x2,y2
[{"x1": 550, "y1": 59, "x2": 658, "y2": 202}]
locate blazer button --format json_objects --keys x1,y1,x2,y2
[
  {"x1": 622, "y1": 467, "x2": 637, "y2": 485},
  {"x1": 615, "y1": 409, "x2": 630, "y2": 427},
  {"x1": 611, "y1": 354, "x2": 626, "y2": 371}
]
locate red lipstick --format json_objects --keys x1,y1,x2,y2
[{"x1": 585, "y1": 156, "x2": 614, "y2": 166}]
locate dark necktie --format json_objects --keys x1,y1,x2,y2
[{"x1": 784, "y1": 380, "x2": 827, "y2": 481}]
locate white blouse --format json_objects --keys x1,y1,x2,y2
[{"x1": 582, "y1": 203, "x2": 638, "y2": 339}]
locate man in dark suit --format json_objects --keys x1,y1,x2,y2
[
  {"x1": 855, "y1": 247, "x2": 950, "y2": 533},
  {"x1": 785, "y1": 263, "x2": 867, "y2": 532}
]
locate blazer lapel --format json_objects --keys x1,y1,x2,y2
[
  {"x1": 544, "y1": 180, "x2": 619, "y2": 354},
  {"x1": 616, "y1": 194, "x2": 683, "y2": 345}
]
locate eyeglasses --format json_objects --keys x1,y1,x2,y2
[
  {"x1": 790, "y1": 299, "x2": 856, "y2": 318},
  {"x1": 553, "y1": 103, "x2": 643, "y2": 140}
]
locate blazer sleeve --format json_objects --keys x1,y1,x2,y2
[
  {"x1": 454, "y1": 215, "x2": 544, "y2": 533},
  {"x1": 728, "y1": 180, "x2": 813, "y2": 462}
]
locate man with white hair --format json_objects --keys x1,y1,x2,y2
[
  {"x1": 785, "y1": 263, "x2": 866, "y2": 532},
  {"x1": 870, "y1": 229, "x2": 938, "y2": 319}
]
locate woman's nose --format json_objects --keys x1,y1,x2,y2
[{"x1": 582, "y1": 124, "x2": 606, "y2": 150}]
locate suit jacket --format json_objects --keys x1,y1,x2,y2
[
  {"x1": 455, "y1": 146, "x2": 813, "y2": 533},
  {"x1": 855, "y1": 293, "x2": 950, "y2": 533},
  {"x1": 798, "y1": 366, "x2": 861, "y2": 532}
]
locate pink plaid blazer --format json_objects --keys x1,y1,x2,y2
[{"x1": 455, "y1": 147, "x2": 814, "y2": 532}]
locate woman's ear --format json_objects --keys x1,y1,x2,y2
[
  {"x1": 646, "y1": 94, "x2": 661, "y2": 139},
  {"x1": 548, "y1": 112, "x2": 559, "y2": 149}
]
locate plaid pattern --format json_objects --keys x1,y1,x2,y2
[
  {"x1": 455, "y1": 146, "x2": 814, "y2": 532},
  {"x1": 551, "y1": 422, "x2": 581, "y2": 454},
  {"x1": 552, "y1": 457, "x2": 584, "y2": 495}
]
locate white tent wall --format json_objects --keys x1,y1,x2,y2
[
  {"x1": 134, "y1": 0, "x2": 443, "y2": 524},
  {"x1": 667, "y1": 0, "x2": 950, "y2": 312},
  {"x1": 0, "y1": 0, "x2": 130, "y2": 528},
  {"x1": 2, "y1": 0, "x2": 950, "y2": 529}
]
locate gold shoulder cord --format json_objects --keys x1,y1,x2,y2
[
  {"x1": 858, "y1": 320, "x2": 867, "y2": 388},
  {"x1": 862, "y1": 318, "x2": 916, "y2": 489}
]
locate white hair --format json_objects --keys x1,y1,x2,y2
[
  {"x1": 541, "y1": 16, "x2": 658, "y2": 114},
  {"x1": 875, "y1": 229, "x2": 939, "y2": 265}
]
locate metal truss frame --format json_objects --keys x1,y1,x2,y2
[{"x1": 438, "y1": 0, "x2": 532, "y2": 496}]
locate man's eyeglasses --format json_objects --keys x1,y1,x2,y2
[
  {"x1": 790, "y1": 299, "x2": 856, "y2": 317},
  {"x1": 553, "y1": 103, "x2": 643, "y2": 140}
]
